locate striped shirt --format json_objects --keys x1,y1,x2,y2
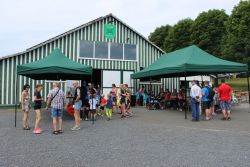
[{"x1": 47, "y1": 88, "x2": 65, "y2": 109}]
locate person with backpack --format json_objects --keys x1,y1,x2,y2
[
  {"x1": 202, "y1": 81, "x2": 214, "y2": 120},
  {"x1": 71, "y1": 81, "x2": 82, "y2": 131}
]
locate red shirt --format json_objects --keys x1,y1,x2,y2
[
  {"x1": 100, "y1": 98, "x2": 107, "y2": 106},
  {"x1": 218, "y1": 83, "x2": 232, "y2": 101},
  {"x1": 165, "y1": 92, "x2": 171, "y2": 101}
]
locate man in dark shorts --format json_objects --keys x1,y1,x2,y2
[
  {"x1": 218, "y1": 79, "x2": 232, "y2": 120},
  {"x1": 202, "y1": 81, "x2": 211, "y2": 120}
]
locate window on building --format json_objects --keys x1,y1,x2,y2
[
  {"x1": 79, "y1": 40, "x2": 137, "y2": 61},
  {"x1": 79, "y1": 41, "x2": 94, "y2": 58},
  {"x1": 110, "y1": 43, "x2": 123, "y2": 60},
  {"x1": 102, "y1": 70, "x2": 121, "y2": 87},
  {"x1": 95, "y1": 41, "x2": 108, "y2": 59},
  {"x1": 124, "y1": 44, "x2": 136, "y2": 60}
]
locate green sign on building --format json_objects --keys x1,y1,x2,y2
[{"x1": 104, "y1": 24, "x2": 116, "y2": 39}]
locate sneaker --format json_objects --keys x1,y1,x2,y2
[
  {"x1": 212, "y1": 112, "x2": 217, "y2": 116},
  {"x1": 205, "y1": 117, "x2": 211, "y2": 121},
  {"x1": 71, "y1": 126, "x2": 80, "y2": 131},
  {"x1": 85, "y1": 118, "x2": 88, "y2": 121},
  {"x1": 38, "y1": 128, "x2": 43, "y2": 133},
  {"x1": 227, "y1": 117, "x2": 231, "y2": 121},
  {"x1": 33, "y1": 129, "x2": 41, "y2": 134}
]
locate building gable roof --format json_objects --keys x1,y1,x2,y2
[{"x1": 0, "y1": 13, "x2": 165, "y2": 60}]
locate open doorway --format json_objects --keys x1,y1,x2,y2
[{"x1": 92, "y1": 69, "x2": 102, "y2": 87}]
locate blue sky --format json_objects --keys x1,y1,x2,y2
[{"x1": 0, "y1": 0, "x2": 241, "y2": 57}]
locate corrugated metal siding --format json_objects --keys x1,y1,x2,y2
[{"x1": 0, "y1": 15, "x2": 178, "y2": 105}]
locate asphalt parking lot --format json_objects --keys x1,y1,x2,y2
[{"x1": 0, "y1": 104, "x2": 250, "y2": 167}]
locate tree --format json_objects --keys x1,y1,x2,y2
[
  {"x1": 191, "y1": 9, "x2": 228, "y2": 57},
  {"x1": 164, "y1": 18, "x2": 194, "y2": 52},
  {"x1": 222, "y1": 0, "x2": 250, "y2": 65},
  {"x1": 148, "y1": 25, "x2": 172, "y2": 50}
]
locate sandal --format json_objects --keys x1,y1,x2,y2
[
  {"x1": 52, "y1": 131, "x2": 58, "y2": 135},
  {"x1": 57, "y1": 130, "x2": 63, "y2": 134}
]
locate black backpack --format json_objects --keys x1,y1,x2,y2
[
  {"x1": 206, "y1": 86, "x2": 215, "y2": 101},
  {"x1": 80, "y1": 86, "x2": 87, "y2": 101}
]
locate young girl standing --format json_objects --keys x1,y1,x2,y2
[
  {"x1": 33, "y1": 84, "x2": 43, "y2": 134},
  {"x1": 21, "y1": 84, "x2": 31, "y2": 130}
]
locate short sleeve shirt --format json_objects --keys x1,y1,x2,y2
[
  {"x1": 34, "y1": 91, "x2": 42, "y2": 106},
  {"x1": 218, "y1": 83, "x2": 231, "y2": 101},
  {"x1": 202, "y1": 87, "x2": 209, "y2": 102},
  {"x1": 89, "y1": 98, "x2": 97, "y2": 110},
  {"x1": 100, "y1": 98, "x2": 107, "y2": 106},
  {"x1": 47, "y1": 88, "x2": 65, "y2": 109},
  {"x1": 106, "y1": 98, "x2": 113, "y2": 109}
]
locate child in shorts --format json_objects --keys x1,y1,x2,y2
[
  {"x1": 89, "y1": 95, "x2": 98, "y2": 123},
  {"x1": 98, "y1": 94, "x2": 106, "y2": 117}
]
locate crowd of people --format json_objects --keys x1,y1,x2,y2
[
  {"x1": 20, "y1": 79, "x2": 233, "y2": 134},
  {"x1": 135, "y1": 79, "x2": 233, "y2": 122},
  {"x1": 135, "y1": 86, "x2": 185, "y2": 111},
  {"x1": 190, "y1": 79, "x2": 232, "y2": 122},
  {"x1": 20, "y1": 81, "x2": 133, "y2": 135}
]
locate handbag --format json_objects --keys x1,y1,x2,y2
[{"x1": 47, "y1": 89, "x2": 60, "y2": 108}]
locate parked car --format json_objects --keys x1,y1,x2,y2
[
  {"x1": 217, "y1": 73, "x2": 233, "y2": 79},
  {"x1": 236, "y1": 72, "x2": 248, "y2": 78}
]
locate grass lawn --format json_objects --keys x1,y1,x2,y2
[{"x1": 223, "y1": 78, "x2": 250, "y2": 91}]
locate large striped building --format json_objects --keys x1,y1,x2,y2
[{"x1": 0, "y1": 13, "x2": 179, "y2": 106}]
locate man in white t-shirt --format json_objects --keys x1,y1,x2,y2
[{"x1": 190, "y1": 80, "x2": 202, "y2": 121}]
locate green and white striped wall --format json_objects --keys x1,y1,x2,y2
[{"x1": 0, "y1": 14, "x2": 179, "y2": 105}]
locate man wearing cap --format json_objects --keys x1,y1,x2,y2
[{"x1": 190, "y1": 80, "x2": 202, "y2": 121}]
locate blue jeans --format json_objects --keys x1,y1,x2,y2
[
  {"x1": 191, "y1": 98, "x2": 200, "y2": 121},
  {"x1": 51, "y1": 108, "x2": 63, "y2": 118}
]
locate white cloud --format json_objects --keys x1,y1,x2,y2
[{"x1": 0, "y1": 0, "x2": 241, "y2": 56}]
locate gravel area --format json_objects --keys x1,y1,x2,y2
[{"x1": 0, "y1": 104, "x2": 250, "y2": 167}]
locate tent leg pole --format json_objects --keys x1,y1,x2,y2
[
  {"x1": 184, "y1": 74, "x2": 187, "y2": 119},
  {"x1": 247, "y1": 71, "x2": 250, "y2": 111},
  {"x1": 15, "y1": 75, "x2": 19, "y2": 128},
  {"x1": 149, "y1": 77, "x2": 152, "y2": 110}
]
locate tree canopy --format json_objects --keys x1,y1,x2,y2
[
  {"x1": 222, "y1": 0, "x2": 250, "y2": 65},
  {"x1": 191, "y1": 9, "x2": 228, "y2": 57},
  {"x1": 164, "y1": 19, "x2": 193, "y2": 52},
  {"x1": 148, "y1": 0, "x2": 250, "y2": 66},
  {"x1": 148, "y1": 25, "x2": 172, "y2": 50}
]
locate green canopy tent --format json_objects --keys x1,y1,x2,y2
[
  {"x1": 131, "y1": 45, "x2": 249, "y2": 118},
  {"x1": 17, "y1": 48, "x2": 92, "y2": 80},
  {"x1": 15, "y1": 48, "x2": 93, "y2": 127}
]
